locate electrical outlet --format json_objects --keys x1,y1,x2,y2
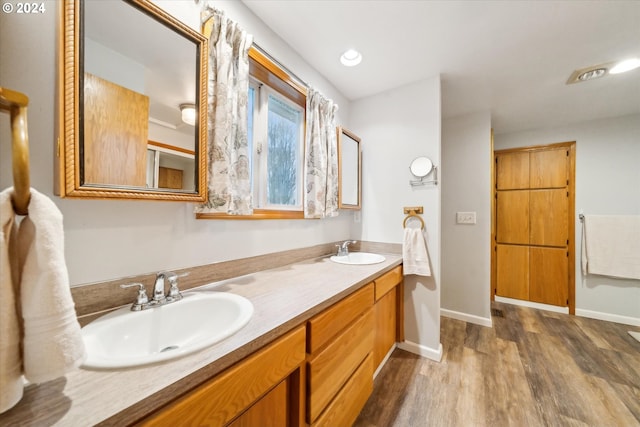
[{"x1": 456, "y1": 212, "x2": 476, "y2": 224}]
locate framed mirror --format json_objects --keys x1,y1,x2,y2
[
  {"x1": 337, "y1": 127, "x2": 362, "y2": 209},
  {"x1": 56, "y1": 0, "x2": 208, "y2": 201}
]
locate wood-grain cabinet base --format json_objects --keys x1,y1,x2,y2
[
  {"x1": 139, "y1": 325, "x2": 306, "y2": 427},
  {"x1": 138, "y1": 265, "x2": 404, "y2": 427}
]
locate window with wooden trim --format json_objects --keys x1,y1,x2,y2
[{"x1": 206, "y1": 47, "x2": 307, "y2": 220}]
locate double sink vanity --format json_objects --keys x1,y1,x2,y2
[{"x1": 0, "y1": 245, "x2": 404, "y2": 426}]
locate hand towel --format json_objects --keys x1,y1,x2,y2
[
  {"x1": 403, "y1": 227, "x2": 431, "y2": 276},
  {"x1": 0, "y1": 189, "x2": 24, "y2": 413},
  {"x1": 16, "y1": 188, "x2": 86, "y2": 383},
  {"x1": 581, "y1": 215, "x2": 640, "y2": 280}
]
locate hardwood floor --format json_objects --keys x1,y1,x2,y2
[{"x1": 354, "y1": 302, "x2": 640, "y2": 427}]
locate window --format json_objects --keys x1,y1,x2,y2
[
  {"x1": 246, "y1": 47, "x2": 307, "y2": 218},
  {"x1": 249, "y1": 82, "x2": 305, "y2": 210},
  {"x1": 197, "y1": 46, "x2": 307, "y2": 220}
]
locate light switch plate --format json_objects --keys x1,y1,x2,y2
[{"x1": 456, "y1": 211, "x2": 476, "y2": 224}]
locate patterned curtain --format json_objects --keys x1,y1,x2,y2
[
  {"x1": 196, "y1": 7, "x2": 253, "y2": 215},
  {"x1": 304, "y1": 88, "x2": 339, "y2": 218}
]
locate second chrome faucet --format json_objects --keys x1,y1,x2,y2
[{"x1": 335, "y1": 240, "x2": 357, "y2": 257}]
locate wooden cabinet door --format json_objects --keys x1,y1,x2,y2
[
  {"x1": 530, "y1": 189, "x2": 568, "y2": 247},
  {"x1": 228, "y1": 380, "x2": 289, "y2": 427},
  {"x1": 496, "y1": 191, "x2": 529, "y2": 244},
  {"x1": 530, "y1": 247, "x2": 568, "y2": 306},
  {"x1": 373, "y1": 290, "x2": 396, "y2": 369},
  {"x1": 496, "y1": 244, "x2": 529, "y2": 301},
  {"x1": 530, "y1": 148, "x2": 567, "y2": 188},
  {"x1": 496, "y1": 151, "x2": 529, "y2": 190}
]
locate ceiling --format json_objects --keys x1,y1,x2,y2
[{"x1": 241, "y1": 1, "x2": 640, "y2": 134}]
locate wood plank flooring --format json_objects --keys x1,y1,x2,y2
[{"x1": 354, "y1": 302, "x2": 640, "y2": 427}]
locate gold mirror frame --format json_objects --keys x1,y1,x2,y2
[
  {"x1": 337, "y1": 126, "x2": 362, "y2": 210},
  {"x1": 56, "y1": 0, "x2": 208, "y2": 201}
]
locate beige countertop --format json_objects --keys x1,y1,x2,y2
[{"x1": 0, "y1": 253, "x2": 402, "y2": 426}]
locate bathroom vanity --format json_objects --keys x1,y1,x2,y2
[{"x1": 0, "y1": 250, "x2": 403, "y2": 426}]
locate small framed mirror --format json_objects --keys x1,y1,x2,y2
[
  {"x1": 337, "y1": 127, "x2": 362, "y2": 209},
  {"x1": 56, "y1": 0, "x2": 208, "y2": 201}
]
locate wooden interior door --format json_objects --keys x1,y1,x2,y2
[
  {"x1": 493, "y1": 142, "x2": 575, "y2": 311},
  {"x1": 83, "y1": 73, "x2": 149, "y2": 187}
]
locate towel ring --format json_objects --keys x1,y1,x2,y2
[{"x1": 403, "y1": 214, "x2": 424, "y2": 230}]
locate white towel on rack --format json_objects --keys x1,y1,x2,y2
[
  {"x1": 581, "y1": 214, "x2": 640, "y2": 280},
  {"x1": 0, "y1": 189, "x2": 24, "y2": 413},
  {"x1": 403, "y1": 227, "x2": 431, "y2": 276},
  {"x1": 17, "y1": 188, "x2": 86, "y2": 383},
  {"x1": 0, "y1": 187, "x2": 85, "y2": 413}
]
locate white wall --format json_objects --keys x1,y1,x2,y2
[
  {"x1": 350, "y1": 78, "x2": 442, "y2": 360},
  {"x1": 441, "y1": 111, "x2": 492, "y2": 326},
  {"x1": 495, "y1": 114, "x2": 640, "y2": 325},
  {"x1": 0, "y1": 1, "x2": 354, "y2": 286}
]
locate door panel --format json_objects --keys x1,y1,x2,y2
[
  {"x1": 496, "y1": 152, "x2": 529, "y2": 190},
  {"x1": 494, "y1": 143, "x2": 574, "y2": 310},
  {"x1": 496, "y1": 244, "x2": 529, "y2": 300},
  {"x1": 530, "y1": 189, "x2": 568, "y2": 247},
  {"x1": 529, "y1": 247, "x2": 568, "y2": 306},
  {"x1": 530, "y1": 149, "x2": 567, "y2": 189},
  {"x1": 496, "y1": 191, "x2": 529, "y2": 244}
]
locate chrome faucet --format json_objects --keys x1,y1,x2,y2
[
  {"x1": 121, "y1": 270, "x2": 187, "y2": 311},
  {"x1": 336, "y1": 240, "x2": 357, "y2": 256}
]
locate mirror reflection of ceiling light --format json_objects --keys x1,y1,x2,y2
[
  {"x1": 180, "y1": 103, "x2": 197, "y2": 126},
  {"x1": 340, "y1": 49, "x2": 362, "y2": 67},
  {"x1": 609, "y1": 58, "x2": 640, "y2": 74}
]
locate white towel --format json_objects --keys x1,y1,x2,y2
[
  {"x1": 0, "y1": 189, "x2": 24, "y2": 413},
  {"x1": 403, "y1": 227, "x2": 431, "y2": 276},
  {"x1": 581, "y1": 214, "x2": 640, "y2": 280},
  {"x1": 0, "y1": 188, "x2": 86, "y2": 413}
]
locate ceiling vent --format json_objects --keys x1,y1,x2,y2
[{"x1": 566, "y1": 63, "x2": 611, "y2": 84}]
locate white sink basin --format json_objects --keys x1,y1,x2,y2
[
  {"x1": 330, "y1": 252, "x2": 386, "y2": 265},
  {"x1": 81, "y1": 292, "x2": 253, "y2": 369}
]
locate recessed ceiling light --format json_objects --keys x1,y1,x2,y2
[
  {"x1": 340, "y1": 49, "x2": 362, "y2": 67},
  {"x1": 609, "y1": 58, "x2": 640, "y2": 74}
]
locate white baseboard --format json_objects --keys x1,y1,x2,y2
[
  {"x1": 495, "y1": 296, "x2": 569, "y2": 314},
  {"x1": 440, "y1": 308, "x2": 493, "y2": 327},
  {"x1": 397, "y1": 340, "x2": 443, "y2": 362},
  {"x1": 373, "y1": 344, "x2": 397, "y2": 379},
  {"x1": 575, "y1": 309, "x2": 640, "y2": 327}
]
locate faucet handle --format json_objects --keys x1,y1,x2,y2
[
  {"x1": 120, "y1": 283, "x2": 149, "y2": 310},
  {"x1": 167, "y1": 272, "x2": 188, "y2": 301}
]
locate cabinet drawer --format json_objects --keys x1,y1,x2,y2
[
  {"x1": 141, "y1": 325, "x2": 306, "y2": 427},
  {"x1": 311, "y1": 353, "x2": 373, "y2": 427},
  {"x1": 374, "y1": 266, "x2": 402, "y2": 301},
  {"x1": 307, "y1": 308, "x2": 373, "y2": 423},
  {"x1": 307, "y1": 283, "x2": 373, "y2": 354}
]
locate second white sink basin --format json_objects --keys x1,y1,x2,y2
[
  {"x1": 81, "y1": 291, "x2": 253, "y2": 369},
  {"x1": 330, "y1": 252, "x2": 386, "y2": 265}
]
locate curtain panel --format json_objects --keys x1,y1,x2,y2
[
  {"x1": 196, "y1": 7, "x2": 253, "y2": 215},
  {"x1": 304, "y1": 88, "x2": 339, "y2": 218}
]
